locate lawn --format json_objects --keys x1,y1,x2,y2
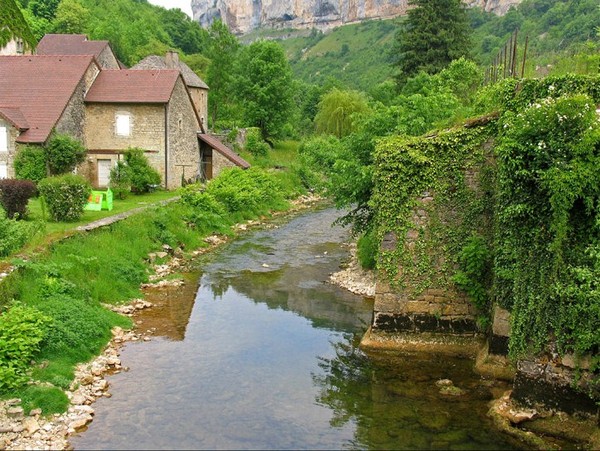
[{"x1": 13, "y1": 189, "x2": 179, "y2": 258}]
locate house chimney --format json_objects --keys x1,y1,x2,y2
[{"x1": 165, "y1": 50, "x2": 179, "y2": 69}]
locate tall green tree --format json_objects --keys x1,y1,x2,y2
[
  {"x1": 235, "y1": 40, "x2": 295, "y2": 144},
  {"x1": 393, "y1": 0, "x2": 471, "y2": 86},
  {"x1": 205, "y1": 20, "x2": 240, "y2": 127},
  {"x1": 52, "y1": 0, "x2": 90, "y2": 34},
  {"x1": 0, "y1": 0, "x2": 37, "y2": 50}
]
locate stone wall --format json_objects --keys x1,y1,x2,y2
[
  {"x1": 96, "y1": 47, "x2": 120, "y2": 70},
  {"x1": 212, "y1": 150, "x2": 238, "y2": 178},
  {"x1": 84, "y1": 103, "x2": 166, "y2": 185},
  {"x1": 371, "y1": 182, "x2": 481, "y2": 338},
  {"x1": 56, "y1": 63, "x2": 100, "y2": 143},
  {"x1": 513, "y1": 354, "x2": 598, "y2": 417},
  {"x1": 168, "y1": 78, "x2": 201, "y2": 188},
  {"x1": 189, "y1": 87, "x2": 208, "y2": 128}
]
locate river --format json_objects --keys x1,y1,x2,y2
[{"x1": 70, "y1": 207, "x2": 518, "y2": 450}]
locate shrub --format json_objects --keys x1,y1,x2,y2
[
  {"x1": 13, "y1": 145, "x2": 47, "y2": 183},
  {"x1": 180, "y1": 185, "x2": 231, "y2": 235},
  {"x1": 0, "y1": 215, "x2": 37, "y2": 257},
  {"x1": 245, "y1": 127, "x2": 270, "y2": 157},
  {"x1": 45, "y1": 133, "x2": 87, "y2": 176},
  {"x1": 38, "y1": 174, "x2": 91, "y2": 222},
  {"x1": 0, "y1": 304, "x2": 50, "y2": 391},
  {"x1": 0, "y1": 179, "x2": 37, "y2": 219},
  {"x1": 109, "y1": 160, "x2": 132, "y2": 199},
  {"x1": 124, "y1": 148, "x2": 161, "y2": 193},
  {"x1": 206, "y1": 167, "x2": 287, "y2": 219}
]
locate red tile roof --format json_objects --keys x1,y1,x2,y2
[
  {"x1": 198, "y1": 134, "x2": 251, "y2": 169},
  {"x1": 0, "y1": 106, "x2": 29, "y2": 130},
  {"x1": 37, "y1": 34, "x2": 109, "y2": 58},
  {"x1": 85, "y1": 70, "x2": 181, "y2": 103},
  {"x1": 0, "y1": 55, "x2": 97, "y2": 143}
]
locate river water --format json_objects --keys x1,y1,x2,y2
[{"x1": 71, "y1": 207, "x2": 518, "y2": 450}]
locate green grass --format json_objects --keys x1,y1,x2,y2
[
  {"x1": 12, "y1": 386, "x2": 70, "y2": 416},
  {"x1": 11, "y1": 190, "x2": 178, "y2": 259}
]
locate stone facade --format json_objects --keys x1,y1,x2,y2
[
  {"x1": 96, "y1": 46, "x2": 120, "y2": 70},
  {"x1": 167, "y1": 79, "x2": 202, "y2": 187},
  {"x1": 189, "y1": 87, "x2": 208, "y2": 128},
  {"x1": 84, "y1": 78, "x2": 200, "y2": 189},
  {"x1": 56, "y1": 63, "x2": 100, "y2": 143}
]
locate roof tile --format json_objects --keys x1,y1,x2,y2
[
  {"x1": 37, "y1": 34, "x2": 109, "y2": 58},
  {"x1": 85, "y1": 70, "x2": 181, "y2": 103},
  {"x1": 0, "y1": 55, "x2": 96, "y2": 143}
]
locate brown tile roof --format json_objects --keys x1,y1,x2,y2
[
  {"x1": 0, "y1": 55, "x2": 97, "y2": 143},
  {"x1": 198, "y1": 134, "x2": 251, "y2": 169},
  {"x1": 37, "y1": 34, "x2": 109, "y2": 58},
  {"x1": 132, "y1": 55, "x2": 209, "y2": 89},
  {"x1": 0, "y1": 106, "x2": 29, "y2": 130},
  {"x1": 85, "y1": 70, "x2": 181, "y2": 103}
]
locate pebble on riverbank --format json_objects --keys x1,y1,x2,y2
[{"x1": 328, "y1": 242, "x2": 376, "y2": 298}]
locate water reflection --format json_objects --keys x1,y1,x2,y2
[
  {"x1": 71, "y1": 208, "x2": 521, "y2": 450},
  {"x1": 314, "y1": 334, "x2": 518, "y2": 449},
  {"x1": 137, "y1": 273, "x2": 200, "y2": 340}
]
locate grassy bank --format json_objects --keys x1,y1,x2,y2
[{"x1": 0, "y1": 153, "x2": 307, "y2": 414}]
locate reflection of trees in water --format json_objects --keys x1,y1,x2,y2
[
  {"x1": 313, "y1": 333, "x2": 374, "y2": 429},
  {"x1": 204, "y1": 267, "x2": 372, "y2": 332},
  {"x1": 314, "y1": 336, "x2": 517, "y2": 450}
]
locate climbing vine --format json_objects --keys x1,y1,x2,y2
[
  {"x1": 372, "y1": 123, "x2": 496, "y2": 313},
  {"x1": 495, "y1": 93, "x2": 600, "y2": 359}
]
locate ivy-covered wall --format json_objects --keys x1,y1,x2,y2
[{"x1": 369, "y1": 75, "x2": 600, "y2": 410}]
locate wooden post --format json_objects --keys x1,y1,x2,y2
[{"x1": 521, "y1": 35, "x2": 529, "y2": 78}]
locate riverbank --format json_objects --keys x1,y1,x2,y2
[
  {"x1": 328, "y1": 242, "x2": 599, "y2": 449},
  {"x1": 0, "y1": 193, "x2": 323, "y2": 450}
]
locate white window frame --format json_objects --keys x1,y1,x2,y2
[
  {"x1": 115, "y1": 113, "x2": 131, "y2": 137},
  {"x1": 0, "y1": 162, "x2": 7, "y2": 179},
  {"x1": 0, "y1": 126, "x2": 8, "y2": 152}
]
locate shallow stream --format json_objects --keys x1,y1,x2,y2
[{"x1": 71, "y1": 207, "x2": 519, "y2": 450}]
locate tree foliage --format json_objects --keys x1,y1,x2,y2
[
  {"x1": 45, "y1": 133, "x2": 86, "y2": 176},
  {"x1": 315, "y1": 88, "x2": 370, "y2": 138},
  {"x1": 394, "y1": 0, "x2": 472, "y2": 86},
  {"x1": 205, "y1": 20, "x2": 241, "y2": 127},
  {"x1": 235, "y1": 40, "x2": 295, "y2": 143}
]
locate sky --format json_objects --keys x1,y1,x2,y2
[{"x1": 146, "y1": 0, "x2": 193, "y2": 18}]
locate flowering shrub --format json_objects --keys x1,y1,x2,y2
[
  {"x1": 38, "y1": 174, "x2": 91, "y2": 222},
  {"x1": 0, "y1": 179, "x2": 37, "y2": 219}
]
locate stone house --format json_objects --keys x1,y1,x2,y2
[
  {"x1": 132, "y1": 51, "x2": 209, "y2": 130},
  {"x1": 0, "y1": 55, "x2": 101, "y2": 179},
  {"x1": 0, "y1": 35, "x2": 249, "y2": 187},
  {"x1": 83, "y1": 69, "x2": 202, "y2": 189}
]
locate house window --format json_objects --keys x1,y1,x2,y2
[
  {"x1": 0, "y1": 162, "x2": 7, "y2": 179},
  {"x1": 115, "y1": 113, "x2": 131, "y2": 137},
  {"x1": 0, "y1": 127, "x2": 7, "y2": 152}
]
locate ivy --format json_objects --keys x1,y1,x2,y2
[
  {"x1": 495, "y1": 93, "x2": 600, "y2": 359},
  {"x1": 372, "y1": 123, "x2": 495, "y2": 308}
]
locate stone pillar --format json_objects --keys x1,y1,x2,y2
[{"x1": 489, "y1": 304, "x2": 511, "y2": 355}]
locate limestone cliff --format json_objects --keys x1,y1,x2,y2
[{"x1": 192, "y1": 0, "x2": 523, "y2": 34}]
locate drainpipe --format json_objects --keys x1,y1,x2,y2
[{"x1": 164, "y1": 104, "x2": 169, "y2": 189}]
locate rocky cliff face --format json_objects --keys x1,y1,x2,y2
[{"x1": 191, "y1": 0, "x2": 522, "y2": 34}]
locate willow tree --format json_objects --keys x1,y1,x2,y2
[
  {"x1": 0, "y1": 0, "x2": 37, "y2": 51},
  {"x1": 314, "y1": 88, "x2": 370, "y2": 138}
]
